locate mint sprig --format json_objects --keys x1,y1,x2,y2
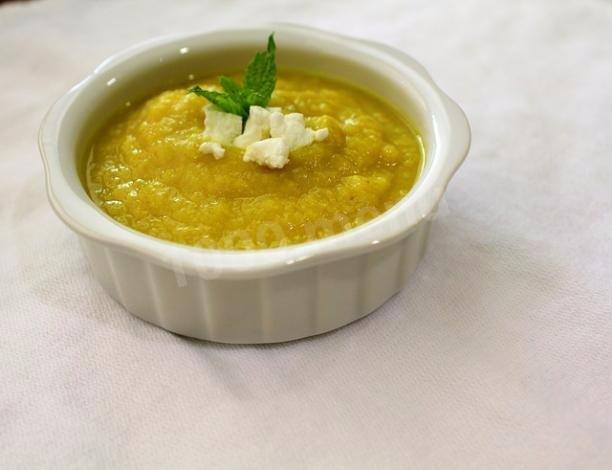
[{"x1": 189, "y1": 34, "x2": 277, "y2": 121}]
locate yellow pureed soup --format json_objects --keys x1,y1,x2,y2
[{"x1": 86, "y1": 71, "x2": 423, "y2": 250}]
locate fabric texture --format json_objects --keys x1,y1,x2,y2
[{"x1": 1, "y1": 0, "x2": 611, "y2": 468}]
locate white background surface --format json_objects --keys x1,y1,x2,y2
[{"x1": 1, "y1": 0, "x2": 611, "y2": 468}]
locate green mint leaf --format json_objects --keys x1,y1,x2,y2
[
  {"x1": 267, "y1": 33, "x2": 276, "y2": 55},
  {"x1": 219, "y1": 76, "x2": 249, "y2": 115},
  {"x1": 219, "y1": 76, "x2": 243, "y2": 100},
  {"x1": 243, "y1": 33, "x2": 276, "y2": 107},
  {"x1": 244, "y1": 90, "x2": 267, "y2": 108},
  {"x1": 188, "y1": 33, "x2": 277, "y2": 121},
  {"x1": 188, "y1": 86, "x2": 246, "y2": 117}
]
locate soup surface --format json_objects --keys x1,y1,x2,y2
[{"x1": 86, "y1": 71, "x2": 423, "y2": 249}]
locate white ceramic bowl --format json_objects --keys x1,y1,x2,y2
[{"x1": 39, "y1": 25, "x2": 470, "y2": 344}]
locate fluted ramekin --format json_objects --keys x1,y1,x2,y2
[{"x1": 39, "y1": 25, "x2": 470, "y2": 343}]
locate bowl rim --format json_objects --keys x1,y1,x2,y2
[{"x1": 39, "y1": 24, "x2": 470, "y2": 279}]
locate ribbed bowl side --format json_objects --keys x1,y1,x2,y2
[{"x1": 78, "y1": 221, "x2": 430, "y2": 344}]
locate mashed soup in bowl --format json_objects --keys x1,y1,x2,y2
[
  {"x1": 87, "y1": 70, "x2": 423, "y2": 250},
  {"x1": 39, "y1": 26, "x2": 469, "y2": 343}
]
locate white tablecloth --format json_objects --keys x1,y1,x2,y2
[{"x1": 2, "y1": 0, "x2": 611, "y2": 467}]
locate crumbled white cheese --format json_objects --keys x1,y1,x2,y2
[
  {"x1": 270, "y1": 112, "x2": 328, "y2": 150},
  {"x1": 199, "y1": 104, "x2": 329, "y2": 170},
  {"x1": 199, "y1": 141, "x2": 225, "y2": 160},
  {"x1": 203, "y1": 104, "x2": 242, "y2": 145},
  {"x1": 269, "y1": 111, "x2": 285, "y2": 138},
  {"x1": 271, "y1": 112, "x2": 313, "y2": 149},
  {"x1": 314, "y1": 127, "x2": 329, "y2": 141},
  {"x1": 243, "y1": 138, "x2": 289, "y2": 169},
  {"x1": 233, "y1": 106, "x2": 271, "y2": 149}
]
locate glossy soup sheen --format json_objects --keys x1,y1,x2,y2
[{"x1": 86, "y1": 70, "x2": 424, "y2": 250}]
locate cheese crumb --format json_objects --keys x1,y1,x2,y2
[
  {"x1": 243, "y1": 138, "x2": 289, "y2": 169},
  {"x1": 271, "y1": 112, "x2": 312, "y2": 149},
  {"x1": 270, "y1": 112, "x2": 328, "y2": 150},
  {"x1": 234, "y1": 106, "x2": 271, "y2": 149},
  {"x1": 314, "y1": 128, "x2": 329, "y2": 141},
  {"x1": 203, "y1": 104, "x2": 242, "y2": 145},
  {"x1": 200, "y1": 105, "x2": 329, "y2": 170},
  {"x1": 269, "y1": 111, "x2": 284, "y2": 136},
  {"x1": 199, "y1": 141, "x2": 225, "y2": 160}
]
